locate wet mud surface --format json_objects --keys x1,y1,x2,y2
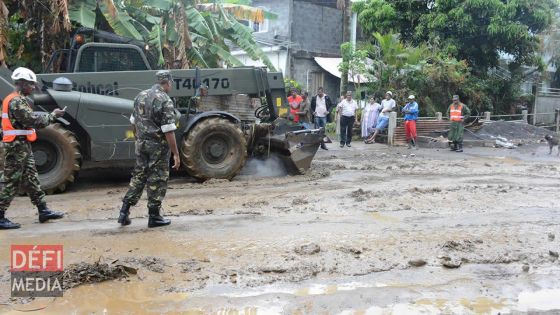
[{"x1": 1, "y1": 143, "x2": 560, "y2": 314}]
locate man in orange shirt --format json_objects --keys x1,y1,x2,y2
[{"x1": 287, "y1": 89, "x2": 303, "y2": 123}]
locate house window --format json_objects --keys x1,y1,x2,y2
[
  {"x1": 238, "y1": 7, "x2": 270, "y2": 33},
  {"x1": 239, "y1": 19, "x2": 269, "y2": 33}
]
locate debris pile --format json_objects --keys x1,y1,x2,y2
[
  {"x1": 468, "y1": 121, "x2": 551, "y2": 144},
  {"x1": 63, "y1": 261, "x2": 136, "y2": 289},
  {"x1": 294, "y1": 243, "x2": 321, "y2": 255}
]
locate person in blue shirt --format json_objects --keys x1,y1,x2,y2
[{"x1": 402, "y1": 95, "x2": 419, "y2": 149}]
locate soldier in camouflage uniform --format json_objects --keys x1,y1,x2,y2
[
  {"x1": 0, "y1": 67, "x2": 66, "y2": 229},
  {"x1": 118, "y1": 70, "x2": 180, "y2": 228}
]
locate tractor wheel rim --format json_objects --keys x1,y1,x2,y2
[
  {"x1": 32, "y1": 141, "x2": 60, "y2": 173},
  {"x1": 202, "y1": 136, "x2": 230, "y2": 164}
]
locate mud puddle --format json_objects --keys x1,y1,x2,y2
[{"x1": 4, "y1": 264, "x2": 560, "y2": 314}]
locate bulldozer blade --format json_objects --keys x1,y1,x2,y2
[{"x1": 267, "y1": 128, "x2": 324, "y2": 175}]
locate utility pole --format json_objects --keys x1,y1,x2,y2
[{"x1": 339, "y1": 0, "x2": 351, "y2": 96}]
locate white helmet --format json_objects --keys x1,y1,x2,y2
[{"x1": 11, "y1": 67, "x2": 38, "y2": 83}]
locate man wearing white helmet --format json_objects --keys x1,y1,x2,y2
[{"x1": 0, "y1": 67, "x2": 66, "y2": 229}]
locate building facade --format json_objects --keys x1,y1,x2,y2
[{"x1": 231, "y1": 0, "x2": 344, "y2": 98}]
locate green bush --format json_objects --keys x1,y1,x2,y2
[{"x1": 284, "y1": 78, "x2": 302, "y2": 95}]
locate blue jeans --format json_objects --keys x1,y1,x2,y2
[
  {"x1": 376, "y1": 116, "x2": 389, "y2": 131},
  {"x1": 314, "y1": 116, "x2": 327, "y2": 129}
]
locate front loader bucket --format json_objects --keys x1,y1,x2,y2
[
  {"x1": 250, "y1": 118, "x2": 324, "y2": 174},
  {"x1": 275, "y1": 129, "x2": 324, "y2": 174},
  {"x1": 249, "y1": 118, "x2": 324, "y2": 174}
]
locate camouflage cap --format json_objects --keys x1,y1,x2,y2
[{"x1": 156, "y1": 70, "x2": 173, "y2": 83}]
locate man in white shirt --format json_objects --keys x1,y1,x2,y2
[
  {"x1": 310, "y1": 87, "x2": 334, "y2": 150},
  {"x1": 337, "y1": 91, "x2": 358, "y2": 148},
  {"x1": 367, "y1": 91, "x2": 396, "y2": 143}
]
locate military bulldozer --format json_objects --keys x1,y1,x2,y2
[{"x1": 0, "y1": 28, "x2": 324, "y2": 194}]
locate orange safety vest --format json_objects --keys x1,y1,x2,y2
[
  {"x1": 449, "y1": 103, "x2": 463, "y2": 122},
  {"x1": 1, "y1": 92, "x2": 37, "y2": 142}
]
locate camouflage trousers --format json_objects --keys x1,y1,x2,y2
[
  {"x1": 122, "y1": 139, "x2": 170, "y2": 210},
  {"x1": 0, "y1": 141, "x2": 46, "y2": 212},
  {"x1": 448, "y1": 121, "x2": 465, "y2": 143}
]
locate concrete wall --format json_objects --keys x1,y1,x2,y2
[
  {"x1": 291, "y1": 56, "x2": 339, "y2": 98},
  {"x1": 230, "y1": 0, "x2": 343, "y2": 97},
  {"x1": 535, "y1": 94, "x2": 560, "y2": 125},
  {"x1": 291, "y1": 0, "x2": 343, "y2": 55},
  {"x1": 232, "y1": 49, "x2": 289, "y2": 74},
  {"x1": 251, "y1": 0, "x2": 290, "y2": 41}
]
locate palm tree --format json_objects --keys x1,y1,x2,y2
[
  {"x1": 0, "y1": 1, "x2": 8, "y2": 66},
  {"x1": 370, "y1": 32, "x2": 427, "y2": 90}
]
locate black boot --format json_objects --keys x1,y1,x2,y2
[
  {"x1": 148, "y1": 207, "x2": 171, "y2": 228},
  {"x1": 450, "y1": 141, "x2": 457, "y2": 151},
  {"x1": 412, "y1": 138, "x2": 419, "y2": 150},
  {"x1": 320, "y1": 142, "x2": 328, "y2": 150},
  {"x1": 37, "y1": 204, "x2": 64, "y2": 223},
  {"x1": 0, "y1": 211, "x2": 20, "y2": 229},
  {"x1": 118, "y1": 202, "x2": 131, "y2": 226},
  {"x1": 456, "y1": 142, "x2": 463, "y2": 152}
]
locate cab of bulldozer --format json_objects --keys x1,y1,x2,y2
[{"x1": 44, "y1": 28, "x2": 157, "y2": 73}]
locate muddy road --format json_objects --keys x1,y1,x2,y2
[{"x1": 1, "y1": 142, "x2": 560, "y2": 314}]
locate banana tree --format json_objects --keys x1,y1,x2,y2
[
  {"x1": 67, "y1": 0, "x2": 277, "y2": 70},
  {"x1": 1, "y1": 0, "x2": 72, "y2": 69},
  {"x1": 0, "y1": 1, "x2": 8, "y2": 65}
]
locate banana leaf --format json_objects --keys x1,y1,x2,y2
[
  {"x1": 68, "y1": 0, "x2": 97, "y2": 28},
  {"x1": 185, "y1": 5, "x2": 214, "y2": 42},
  {"x1": 98, "y1": 1, "x2": 143, "y2": 40},
  {"x1": 148, "y1": 24, "x2": 165, "y2": 65}
]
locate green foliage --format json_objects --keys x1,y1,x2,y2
[
  {"x1": 65, "y1": 0, "x2": 276, "y2": 70},
  {"x1": 68, "y1": 1, "x2": 96, "y2": 28},
  {"x1": 353, "y1": 0, "x2": 430, "y2": 43},
  {"x1": 284, "y1": 78, "x2": 302, "y2": 94},
  {"x1": 338, "y1": 42, "x2": 374, "y2": 100},
  {"x1": 353, "y1": 0, "x2": 559, "y2": 115},
  {"x1": 355, "y1": 32, "x2": 506, "y2": 115},
  {"x1": 325, "y1": 122, "x2": 337, "y2": 136},
  {"x1": 354, "y1": 0, "x2": 558, "y2": 73},
  {"x1": 4, "y1": 14, "x2": 42, "y2": 70}
]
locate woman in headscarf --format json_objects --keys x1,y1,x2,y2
[{"x1": 361, "y1": 96, "x2": 381, "y2": 140}]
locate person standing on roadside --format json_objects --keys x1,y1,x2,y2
[
  {"x1": 361, "y1": 96, "x2": 381, "y2": 140},
  {"x1": 366, "y1": 91, "x2": 396, "y2": 143},
  {"x1": 402, "y1": 95, "x2": 419, "y2": 149},
  {"x1": 287, "y1": 89, "x2": 303, "y2": 123},
  {"x1": 310, "y1": 87, "x2": 334, "y2": 150},
  {"x1": 297, "y1": 91, "x2": 312, "y2": 129},
  {"x1": 118, "y1": 70, "x2": 180, "y2": 228},
  {"x1": 0, "y1": 67, "x2": 66, "y2": 229},
  {"x1": 447, "y1": 95, "x2": 471, "y2": 152},
  {"x1": 337, "y1": 91, "x2": 358, "y2": 148}
]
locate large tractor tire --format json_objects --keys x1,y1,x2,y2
[
  {"x1": 181, "y1": 118, "x2": 247, "y2": 181},
  {"x1": 32, "y1": 124, "x2": 81, "y2": 194}
]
